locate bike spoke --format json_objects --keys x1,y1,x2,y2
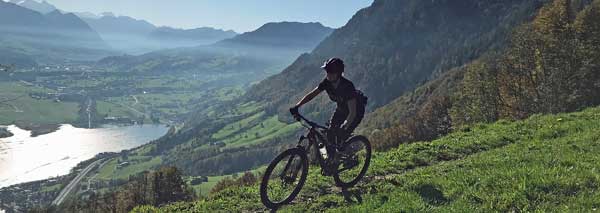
[{"x1": 265, "y1": 154, "x2": 304, "y2": 203}]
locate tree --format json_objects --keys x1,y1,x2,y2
[
  {"x1": 451, "y1": 59, "x2": 501, "y2": 126},
  {"x1": 572, "y1": 0, "x2": 600, "y2": 108},
  {"x1": 498, "y1": 0, "x2": 587, "y2": 118}
]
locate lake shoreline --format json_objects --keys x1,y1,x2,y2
[
  {"x1": 14, "y1": 122, "x2": 61, "y2": 137},
  {"x1": 0, "y1": 126, "x2": 13, "y2": 138},
  {"x1": 0, "y1": 123, "x2": 170, "y2": 189},
  {"x1": 0, "y1": 120, "x2": 168, "y2": 138}
]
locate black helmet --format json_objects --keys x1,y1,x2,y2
[{"x1": 321, "y1": 58, "x2": 344, "y2": 73}]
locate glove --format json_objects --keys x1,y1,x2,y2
[{"x1": 289, "y1": 106, "x2": 300, "y2": 121}]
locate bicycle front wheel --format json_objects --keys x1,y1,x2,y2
[
  {"x1": 333, "y1": 135, "x2": 371, "y2": 188},
  {"x1": 260, "y1": 148, "x2": 309, "y2": 209}
]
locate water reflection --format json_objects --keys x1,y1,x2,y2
[{"x1": 0, "y1": 124, "x2": 168, "y2": 188}]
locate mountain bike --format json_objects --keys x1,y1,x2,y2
[{"x1": 259, "y1": 112, "x2": 371, "y2": 209}]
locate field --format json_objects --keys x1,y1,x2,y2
[
  {"x1": 96, "y1": 156, "x2": 163, "y2": 180},
  {"x1": 0, "y1": 82, "x2": 79, "y2": 125},
  {"x1": 2, "y1": 64, "x2": 249, "y2": 128},
  {"x1": 135, "y1": 106, "x2": 600, "y2": 212},
  {"x1": 188, "y1": 167, "x2": 265, "y2": 197}
]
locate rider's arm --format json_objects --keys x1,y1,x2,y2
[
  {"x1": 294, "y1": 87, "x2": 322, "y2": 108},
  {"x1": 343, "y1": 98, "x2": 358, "y2": 130}
]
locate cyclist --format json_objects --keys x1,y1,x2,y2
[{"x1": 290, "y1": 58, "x2": 367, "y2": 153}]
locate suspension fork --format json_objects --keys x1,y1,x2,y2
[{"x1": 279, "y1": 135, "x2": 310, "y2": 181}]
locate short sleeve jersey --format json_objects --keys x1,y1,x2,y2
[{"x1": 317, "y1": 77, "x2": 357, "y2": 106}]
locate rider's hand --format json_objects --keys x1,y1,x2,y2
[{"x1": 289, "y1": 106, "x2": 300, "y2": 121}]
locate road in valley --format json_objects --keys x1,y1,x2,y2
[{"x1": 51, "y1": 158, "x2": 105, "y2": 206}]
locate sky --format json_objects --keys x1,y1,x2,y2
[{"x1": 44, "y1": 0, "x2": 374, "y2": 33}]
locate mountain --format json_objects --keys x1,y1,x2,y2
[
  {"x1": 78, "y1": 14, "x2": 157, "y2": 54},
  {"x1": 72, "y1": 11, "x2": 101, "y2": 19},
  {"x1": 81, "y1": 15, "x2": 157, "y2": 36},
  {"x1": 80, "y1": 14, "x2": 239, "y2": 54},
  {"x1": 244, "y1": 0, "x2": 549, "y2": 123},
  {"x1": 8, "y1": 0, "x2": 56, "y2": 14},
  {"x1": 217, "y1": 22, "x2": 333, "y2": 50},
  {"x1": 148, "y1": 26, "x2": 237, "y2": 44},
  {"x1": 97, "y1": 22, "x2": 333, "y2": 74},
  {"x1": 0, "y1": 1, "x2": 113, "y2": 64}
]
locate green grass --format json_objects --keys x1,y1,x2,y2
[
  {"x1": 211, "y1": 111, "x2": 265, "y2": 140},
  {"x1": 233, "y1": 101, "x2": 262, "y2": 116},
  {"x1": 0, "y1": 82, "x2": 79, "y2": 125},
  {"x1": 225, "y1": 118, "x2": 301, "y2": 148},
  {"x1": 133, "y1": 107, "x2": 600, "y2": 212},
  {"x1": 213, "y1": 113, "x2": 302, "y2": 148},
  {"x1": 96, "y1": 101, "x2": 137, "y2": 118},
  {"x1": 215, "y1": 87, "x2": 244, "y2": 102},
  {"x1": 189, "y1": 175, "x2": 234, "y2": 197},
  {"x1": 212, "y1": 109, "x2": 301, "y2": 148},
  {"x1": 97, "y1": 156, "x2": 163, "y2": 180},
  {"x1": 40, "y1": 183, "x2": 63, "y2": 193},
  {"x1": 189, "y1": 167, "x2": 266, "y2": 197}
]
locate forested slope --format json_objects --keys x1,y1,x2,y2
[{"x1": 363, "y1": 0, "x2": 600, "y2": 150}]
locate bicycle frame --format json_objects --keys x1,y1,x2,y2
[
  {"x1": 279, "y1": 114, "x2": 336, "y2": 180},
  {"x1": 261, "y1": 113, "x2": 371, "y2": 208},
  {"x1": 277, "y1": 129, "x2": 319, "y2": 182}
]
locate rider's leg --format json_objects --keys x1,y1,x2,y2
[
  {"x1": 337, "y1": 106, "x2": 365, "y2": 169},
  {"x1": 329, "y1": 107, "x2": 347, "y2": 128},
  {"x1": 328, "y1": 107, "x2": 347, "y2": 153},
  {"x1": 341, "y1": 104, "x2": 365, "y2": 140}
]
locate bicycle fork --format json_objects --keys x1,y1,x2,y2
[{"x1": 279, "y1": 152, "x2": 302, "y2": 184}]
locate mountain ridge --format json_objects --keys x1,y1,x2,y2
[
  {"x1": 8, "y1": 0, "x2": 55, "y2": 14},
  {"x1": 0, "y1": 1, "x2": 113, "y2": 63},
  {"x1": 96, "y1": 21, "x2": 334, "y2": 73},
  {"x1": 80, "y1": 14, "x2": 239, "y2": 54},
  {"x1": 217, "y1": 21, "x2": 333, "y2": 50}
]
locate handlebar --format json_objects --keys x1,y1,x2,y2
[{"x1": 291, "y1": 111, "x2": 327, "y2": 130}]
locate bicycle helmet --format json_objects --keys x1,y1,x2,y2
[{"x1": 321, "y1": 58, "x2": 344, "y2": 73}]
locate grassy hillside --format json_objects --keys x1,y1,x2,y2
[{"x1": 133, "y1": 106, "x2": 600, "y2": 212}]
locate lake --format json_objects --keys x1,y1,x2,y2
[{"x1": 0, "y1": 124, "x2": 169, "y2": 188}]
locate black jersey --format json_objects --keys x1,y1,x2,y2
[{"x1": 317, "y1": 77, "x2": 357, "y2": 105}]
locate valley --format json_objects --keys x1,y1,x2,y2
[
  {"x1": 1, "y1": 0, "x2": 600, "y2": 212},
  {"x1": 0, "y1": 5, "x2": 334, "y2": 209},
  {"x1": 0, "y1": 62, "x2": 255, "y2": 128}
]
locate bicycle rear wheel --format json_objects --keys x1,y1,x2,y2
[
  {"x1": 333, "y1": 135, "x2": 371, "y2": 188},
  {"x1": 260, "y1": 148, "x2": 309, "y2": 209}
]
